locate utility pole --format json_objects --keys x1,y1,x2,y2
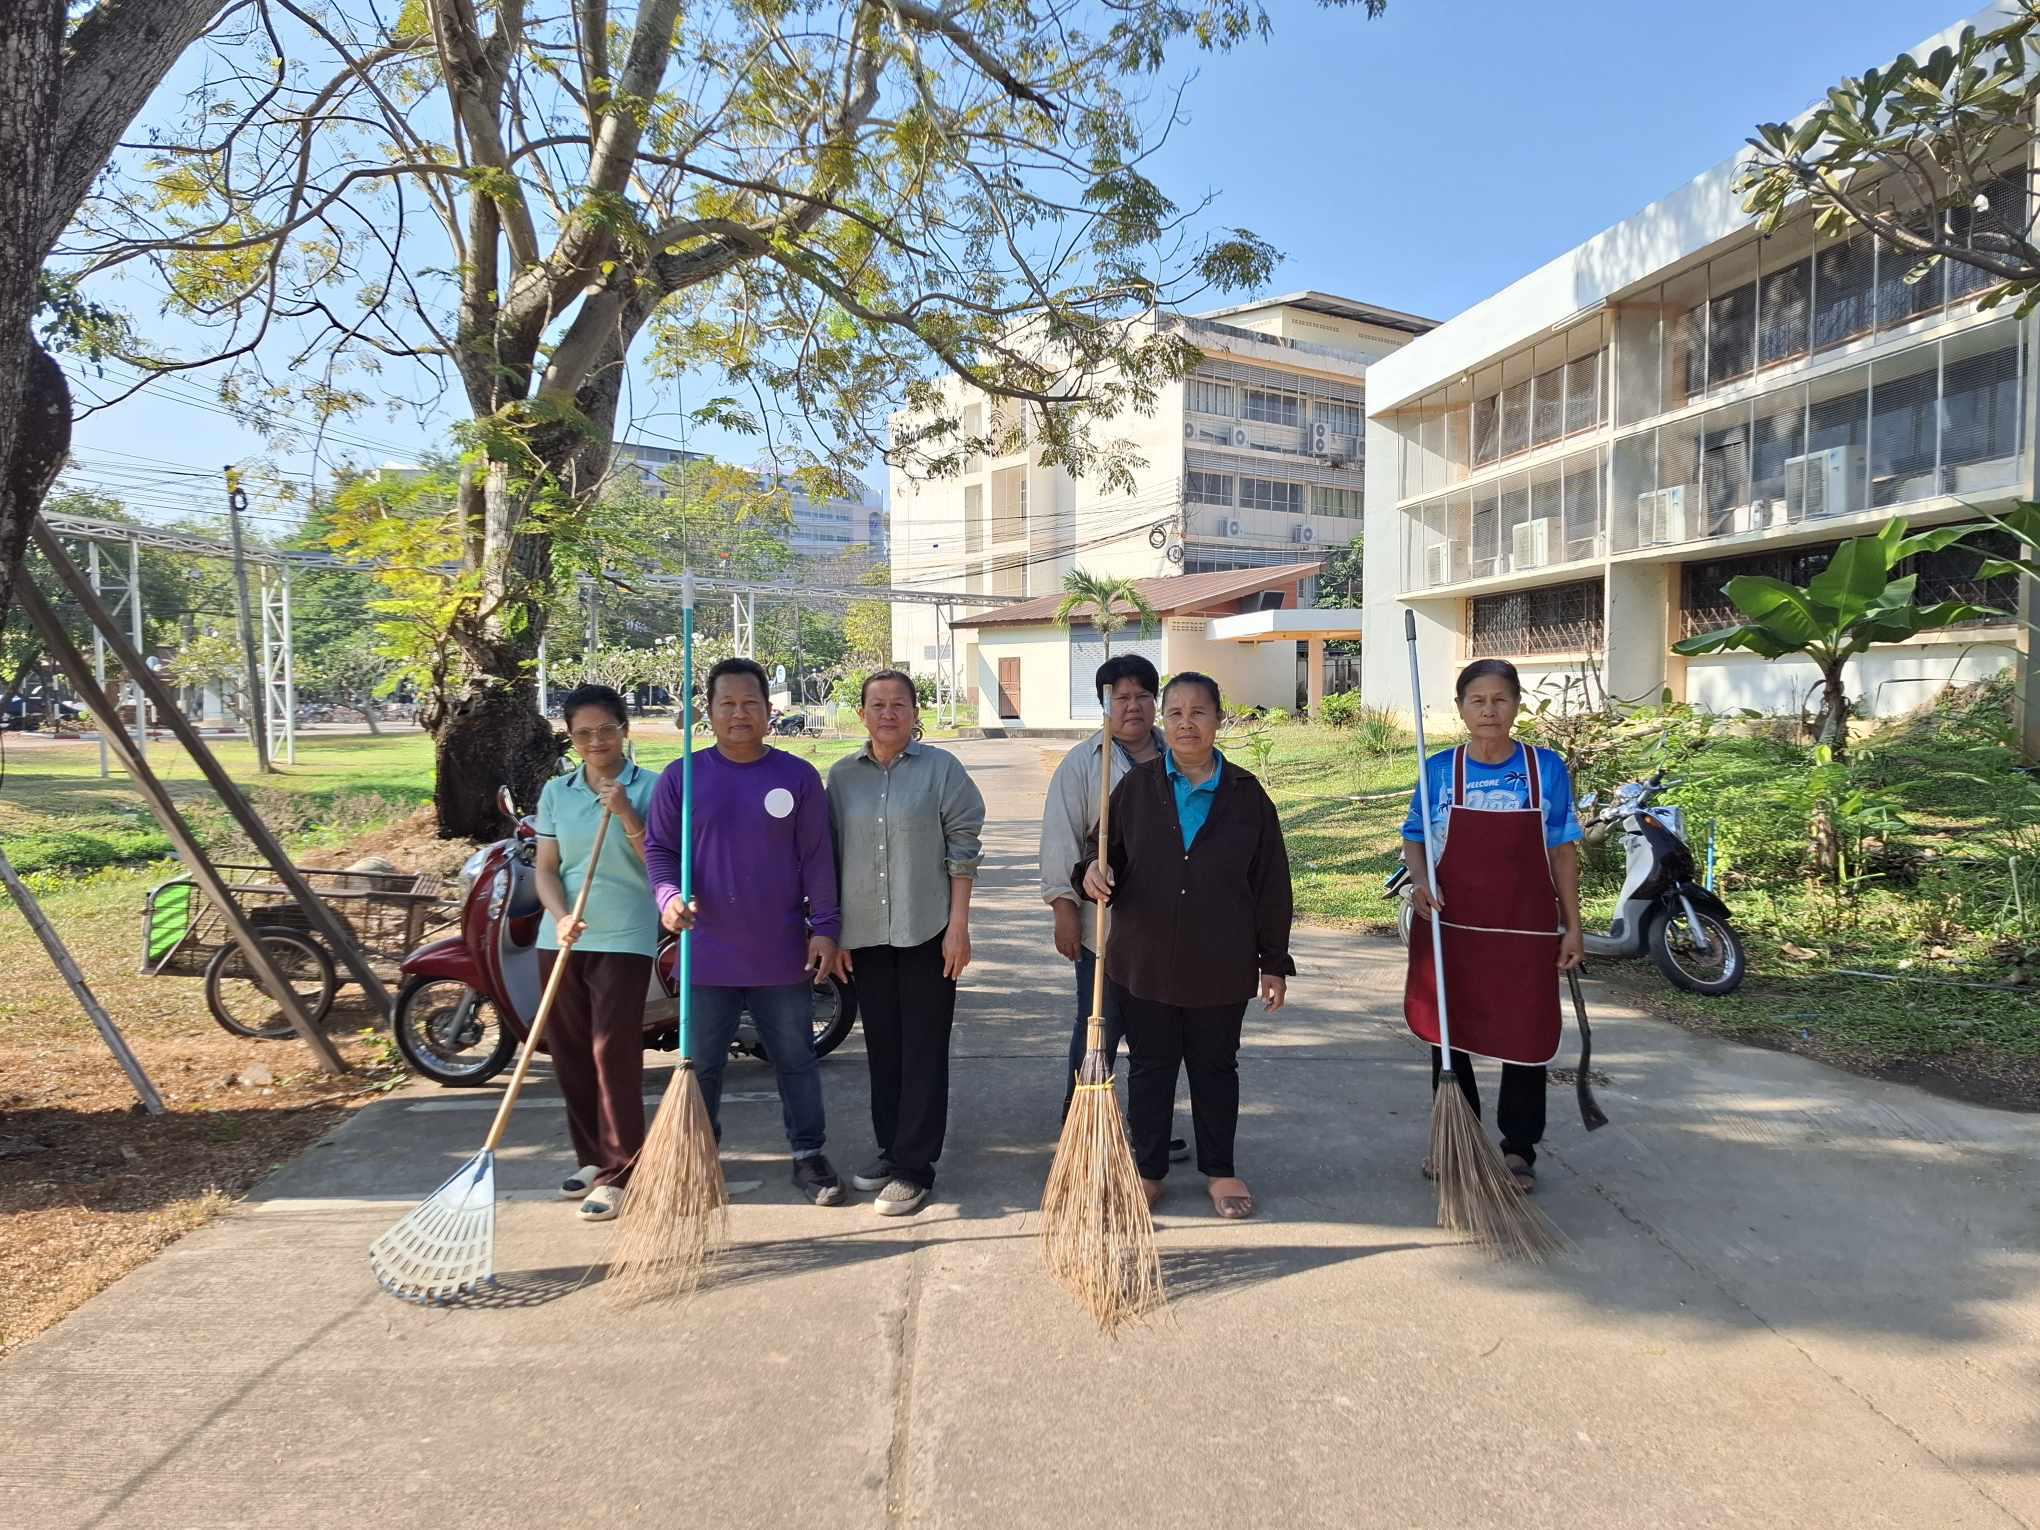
[{"x1": 223, "y1": 467, "x2": 272, "y2": 771}]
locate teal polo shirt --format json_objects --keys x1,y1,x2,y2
[
  {"x1": 1165, "y1": 748, "x2": 1225, "y2": 850},
  {"x1": 534, "y1": 762, "x2": 661, "y2": 957}
]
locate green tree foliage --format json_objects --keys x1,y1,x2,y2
[
  {"x1": 842, "y1": 562, "x2": 894, "y2": 665},
  {"x1": 63, "y1": 0, "x2": 1393, "y2": 833},
  {"x1": 1671, "y1": 520, "x2": 2000, "y2": 759},
  {"x1": 299, "y1": 629, "x2": 399, "y2": 733},
  {"x1": 1739, "y1": 7, "x2": 2040, "y2": 315}
]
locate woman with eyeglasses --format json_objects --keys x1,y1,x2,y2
[{"x1": 531, "y1": 683, "x2": 661, "y2": 1222}]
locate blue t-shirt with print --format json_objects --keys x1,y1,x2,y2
[{"x1": 1400, "y1": 743, "x2": 1582, "y2": 852}]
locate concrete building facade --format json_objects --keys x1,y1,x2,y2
[
  {"x1": 889, "y1": 292, "x2": 1433, "y2": 715},
  {"x1": 1361, "y1": 5, "x2": 2029, "y2": 724}
]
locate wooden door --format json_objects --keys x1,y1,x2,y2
[{"x1": 996, "y1": 658, "x2": 1021, "y2": 719}]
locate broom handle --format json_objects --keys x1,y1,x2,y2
[
  {"x1": 678, "y1": 575, "x2": 695, "y2": 1056},
  {"x1": 1404, "y1": 609, "x2": 1455, "y2": 1058},
  {"x1": 1086, "y1": 716, "x2": 1111, "y2": 1048},
  {"x1": 482, "y1": 805, "x2": 615, "y2": 1153}
]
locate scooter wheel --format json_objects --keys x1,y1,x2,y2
[
  {"x1": 1648, "y1": 909, "x2": 1747, "y2": 996},
  {"x1": 394, "y1": 975, "x2": 515, "y2": 1086},
  {"x1": 812, "y1": 975, "x2": 858, "y2": 1058}
]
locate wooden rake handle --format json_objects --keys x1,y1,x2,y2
[{"x1": 481, "y1": 806, "x2": 615, "y2": 1154}]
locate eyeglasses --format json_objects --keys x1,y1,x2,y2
[{"x1": 570, "y1": 724, "x2": 626, "y2": 745}]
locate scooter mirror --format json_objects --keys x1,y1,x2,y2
[{"x1": 496, "y1": 783, "x2": 518, "y2": 819}]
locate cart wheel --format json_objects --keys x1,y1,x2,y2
[{"x1": 204, "y1": 928, "x2": 338, "y2": 1040}]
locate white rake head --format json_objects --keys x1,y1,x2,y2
[{"x1": 369, "y1": 1150, "x2": 498, "y2": 1303}]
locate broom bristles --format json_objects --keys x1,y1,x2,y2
[
  {"x1": 1040, "y1": 1053, "x2": 1167, "y2": 1333},
  {"x1": 1429, "y1": 1081, "x2": 1563, "y2": 1262},
  {"x1": 605, "y1": 1062, "x2": 728, "y2": 1305}
]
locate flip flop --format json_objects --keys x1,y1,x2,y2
[
  {"x1": 1140, "y1": 1178, "x2": 1165, "y2": 1211},
  {"x1": 1502, "y1": 1154, "x2": 1535, "y2": 1194}
]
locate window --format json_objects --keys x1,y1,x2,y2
[
  {"x1": 1563, "y1": 354, "x2": 1602, "y2": 435},
  {"x1": 1685, "y1": 539, "x2": 2012, "y2": 640},
  {"x1": 1758, "y1": 256, "x2": 1811, "y2": 367},
  {"x1": 1813, "y1": 235, "x2": 1875, "y2": 349},
  {"x1": 1499, "y1": 380, "x2": 1531, "y2": 457},
  {"x1": 1186, "y1": 471, "x2": 1233, "y2": 506},
  {"x1": 1532, "y1": 367, "x2": 1565, "y2": 447},
  {"x1": 1241, "y1": 387, "x2": 1300, "y2": 427},
  {"x1": 1469, "y1": 579, "x2": 1604, "y2": 657},
  {"x1": 1313, "y1": 485, "x2": 1362, "y2": 519},
  {"x1": 1471, "y1": 393, "x2": 1500, "y2": 466},
  {"x1": 1189, "y1": 378, "x2": 1233, "y2": 416},
  {"x1": 1314, "y1": 399, "x2": 1362, "y2": 437},
  {"x1": 1706, "y1": 279, "x2": 1756, "y2": 386},
  {"x1": 1950, "y1": 174, "x2": 2028, "y2": 302},
  {"x1": 1239, "y1": 477, "x2": 1303, "y2": 514}
]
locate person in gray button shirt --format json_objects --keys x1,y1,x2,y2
[{"x1": 826, "y1": 670, "x2": 986, "y2": 1217}]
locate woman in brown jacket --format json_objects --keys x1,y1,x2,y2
[{"x1": 1080, "y1": 671, "x2": 1294, "y2": 1219}]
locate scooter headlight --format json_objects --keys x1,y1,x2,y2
[{"x1": 458, "y1": 847, "x2": 490, "y2": 897}]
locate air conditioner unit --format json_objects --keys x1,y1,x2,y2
[
  {"x1": 1290, "y1": 524, "x2": 1317, "y2": 545},
  {"x1": 1636, "y1": 485, "x2": 1689, "y2": 546},
  {"x1": 1783, "y1": 446, "x2": 1865, "y2": 520},
  {"x1": 1221, "y1": 515, "x2": 1243, "y2": 538},
  {"x1": 1309, "y1": 421, "x2": 1331, "y2": 455},
  {"x1": 1230, "y1": 425, "x2": 1250, "y2": 448},
  {"x1": 1424, "y1": 545, "x2": 1451, "y2": 587},
  {"x1": 1183, "y1": 421, "x2": 1196, "y2": 441},
  {"x1": 1511, "y1": 518, "x2": 1552, "y2": 569}
]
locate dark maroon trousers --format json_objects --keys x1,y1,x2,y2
[{"x1": 537, "y1": 949, "x2": 651, "y2": 1188}]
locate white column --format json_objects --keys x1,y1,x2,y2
[{"x1": 126, "y1": 537, "x2": 148, "y2": 760}]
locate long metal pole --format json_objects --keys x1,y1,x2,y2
[
  {"x1": 29, "y1": 519, "x2": 393, "y2": 1021},
  {"x1": 223, "y1": 468, "x2": 273, "y2": 772},
  {"x1": 127, "y1": 534, "x2": 149, "y2": 760},
  {"x1": 89, "y1": 540, "x2": 110, "y2": 779},
  {"x1": 0, "y1": 843, "x2": 165, "y2": 1112},
  {"x1": 16, "y1": 572, "x2": 347, "y2": 1072}
]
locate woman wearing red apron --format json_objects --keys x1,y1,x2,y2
[{"x1": 1402, "y1": 659, "x2": 1585, "y2": 1193}]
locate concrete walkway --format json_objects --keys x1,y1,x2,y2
[{"x1": 4, "y1": 736, "x2": 2039, "y2": 1529}]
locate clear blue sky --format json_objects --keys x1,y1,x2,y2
[{"x1": 63, "y1": 0, "x2": 1967, "y2": 526}]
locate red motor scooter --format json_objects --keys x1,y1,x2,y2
[{"x1": 394, "y1": 785, "x2": 857, "y2": 1086}]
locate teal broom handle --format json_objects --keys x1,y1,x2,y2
[{"x1": 679, "y1": 574, "x2": 695, "y2": 1054}]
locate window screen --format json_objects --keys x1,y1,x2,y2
[
  {"x1": 1469, "y1": 579, "x2": 1605, "y2": 657},
  {"x1": 1186, "y1": 471, "x2": 1233, "y2": 506},
  {"x1": 1239, "y1": 477, "x2": 1303, "y2": 514},
  {"x1": 1241, "y1": 388, "x2": 1300, "y2": 427},
  {"x1": 1066, "y1": 624, "x2": 1167, "y2": 719}
]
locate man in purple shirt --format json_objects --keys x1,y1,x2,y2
[{"x1": 643, "y1": 657, "x2": 846, "y2": 1205}]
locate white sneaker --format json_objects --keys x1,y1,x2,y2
[
  {"x1": 579, "y1": 1187, "x2": 621, "y2": 1221},
  {"x1": 560, "y1": 1164, "x2": 603, "y2": 1200},
  {"x1": 873, "y1": 1178, "x2": 929, "y2": 1217}
]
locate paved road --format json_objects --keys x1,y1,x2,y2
[{"x1": 5, "y1": 737, "x2": 2039, "y2": 1529}]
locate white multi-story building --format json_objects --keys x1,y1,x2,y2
[
  {"x1": 609, "y1": 441, "x2": 886, "y2": 566},
  {"x1": 1363, "y1": 7, "x2": 2029, "y2": 725},
  {"x1": 890, "y1": 292, "x2": 1433, "y2": 721}
]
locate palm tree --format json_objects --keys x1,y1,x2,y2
[{"x1": 1054, "y1": 569, "x2": 1158, "y2": 662}]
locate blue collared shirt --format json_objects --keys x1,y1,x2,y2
[{"x1": 1165, "y1": 748, "x2": 1225, "y2": 850}]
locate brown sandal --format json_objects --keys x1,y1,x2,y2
[
  {"x1": 1208, "y1": 1177, "x2": 1255, "y2": 1219},
  {"x1": 1502, "y1": 1154, "x2": 1536, "y2": 1194}
]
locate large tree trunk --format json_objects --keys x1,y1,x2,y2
[
  {"x1": 434, "y1": 682, "x2": 557, "y2": 838},
  {"x1": 0, "y1": 4, "x2": 66, "y2": 623}
]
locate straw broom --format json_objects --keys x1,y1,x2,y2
[
  {"x1": 1039, "y1": 720, "x2": 1166, "y2": 1331},
  {"x1": 1404, "y1": 609, "x2": 1561, "y2": 1262},
  {"x1": 607, "y1": 574, "x2": 727, "y2": 1304}
]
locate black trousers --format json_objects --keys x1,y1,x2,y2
[
  {"x1": 1114, "y1": 980, "x2": 1246, "y2": 1181},
  {"x1": 854, "y1": 931, "x2": 957, "y2": 1189},
  {"x1": 1431, "y1": 1048, "x2": 1547, "y2": 1166}
]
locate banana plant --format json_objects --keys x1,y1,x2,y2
[{"x1": 1672, "y1": 518, "x2": 2000, "y2": 759}]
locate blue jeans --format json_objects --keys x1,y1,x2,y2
[
  {"x1": 1063, "y1": 949, "x2": 1125, "y2": 1113},
  {"x1": 687, "y1": 983, "x2": 826, "y2": 1158}
]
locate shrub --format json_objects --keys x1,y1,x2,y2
[
  {"x1": 1316, "y1": 690, "x2": 1361, "y2": 728},
  {"x1": 1352, "y1": 703, "x2": 1408, "y2": 757}
]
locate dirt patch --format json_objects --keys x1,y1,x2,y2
[
  {"x1": 0, "y1": 808, "x2": 458, "y2": 1357},
  {"x1": 0, "y1": 1021, "x2": 393, "y2": 1357}
]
